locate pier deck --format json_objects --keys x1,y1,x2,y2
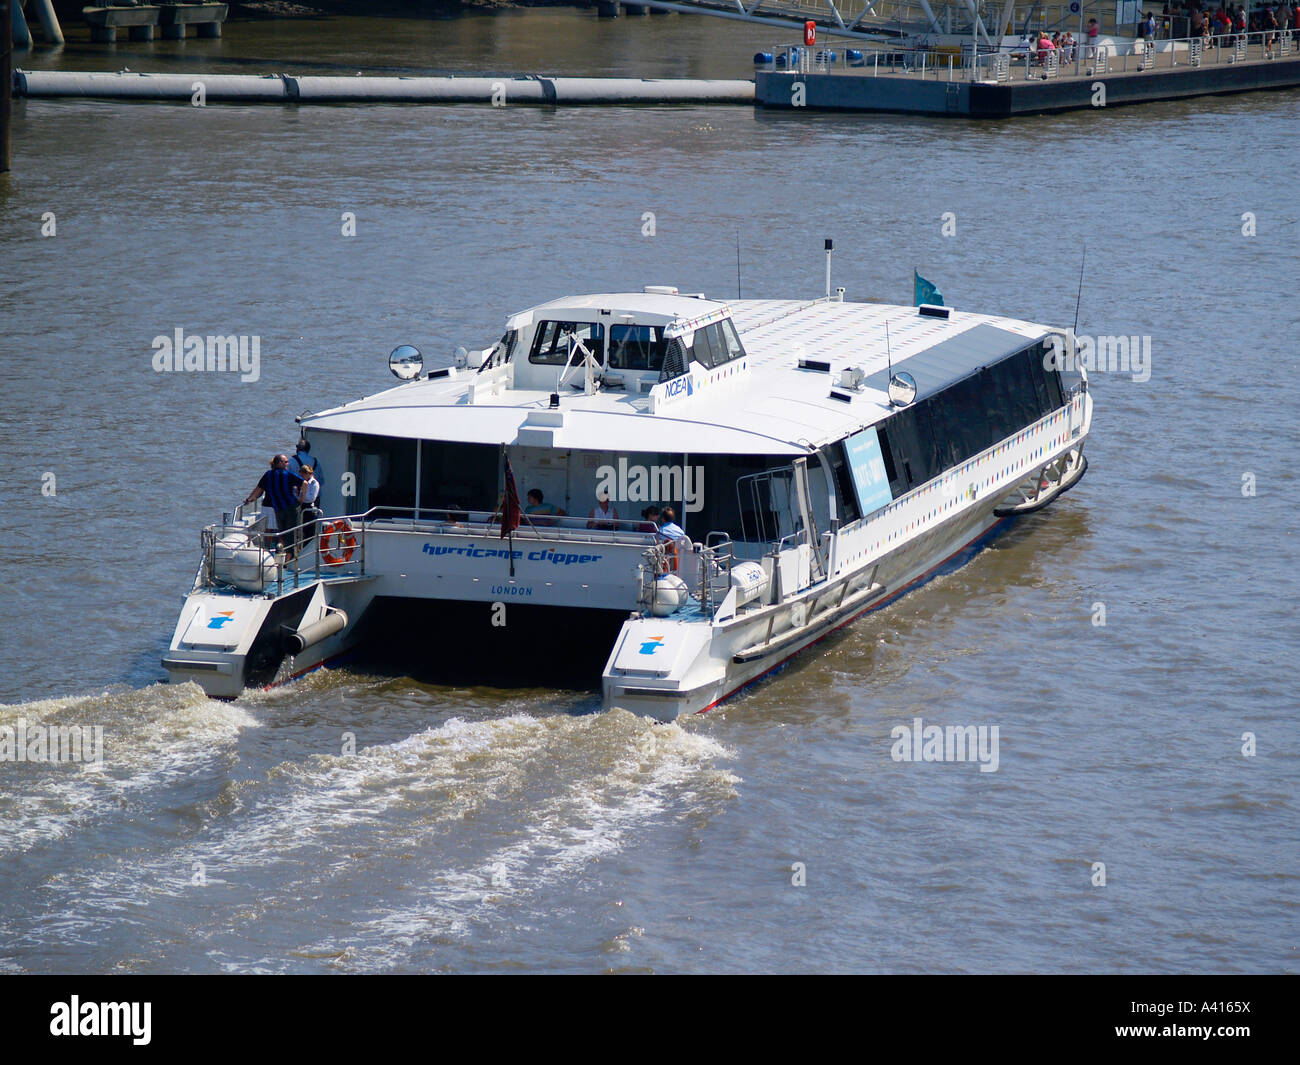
[{"x1": 756, "y1": 35, "x2": 1300, "y2": 116}]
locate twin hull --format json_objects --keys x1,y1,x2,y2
[{"x1": 165, "y1": 384, "x2": 1089, "y2": 716}]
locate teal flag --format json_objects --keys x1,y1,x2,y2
[{"x1": 914, "y1": 271, "x2": 943, "y2": 307}]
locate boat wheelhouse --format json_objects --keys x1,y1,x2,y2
[{"x1": 163, "y1": 286, "x2": 1090, "y2": 718}]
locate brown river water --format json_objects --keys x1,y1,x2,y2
[{"x1": 0, "y1": 9, "x2": 1296, "y2": 973}]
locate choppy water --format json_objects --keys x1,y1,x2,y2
[{"x1": 1, "y1": 10, "x2": 1297, "y2": 973}]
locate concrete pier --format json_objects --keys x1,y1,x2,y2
[
  {"x1": 756, "y1": 40, "x2": 1300, "y2": 117},
  {"x1": 83, "y1": 4, "x2": 225, "y2": 44},
  {"x1": 159, "y1": 5, "x2": 229, "y2": 40},
  {"x1": 83, "y1": 6, "x2": 162, "y2": 44}
]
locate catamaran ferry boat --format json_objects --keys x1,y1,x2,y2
[{"x1": 163, "y1": 278, "x2": 1090, "y2": 719}]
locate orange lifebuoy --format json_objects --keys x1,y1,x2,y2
[
  {"x1": 804, "y1": 20, "x2": 817, "y2": 46},
  {"x1": 319, "y1": 519, "x2": 357, "y2": 565},
  {"x1": 663, "y1": 538, "x2": 679, "y2": 573}
]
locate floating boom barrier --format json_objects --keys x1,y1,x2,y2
[{"x1": 13, "y1": 70, "x2": 756, "y2": 106}]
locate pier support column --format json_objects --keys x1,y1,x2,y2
[
  {"x1": 9, "y1": 0, "x2": 31, "y2": 50},
  {"x1": 596, "y1": 1, "x2": 621, "y2": 17},
  {"x1": 1, "y1": 0, "x2": 11, "y2": 174},
  {"x1": 90, "y1": 25, "x2": 116, "y2": 43},
  {"x1": 624, "y1": 3, "x2": 648, "y2": 12},
  {"x1": 128, "y1": 24, "x2": 154, "y2": 41},
  {"x1": 197, "y1": 21, "x2": 221, "y2": 38},
  {"x1": 162, "y1": 23, "x2": 187, "y2": 40},
  {"x1": 32, "y1": 0, "x2": 63, "y2": 45}
]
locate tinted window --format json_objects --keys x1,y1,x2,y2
[
  {"x1": 691, "y1": 325, "x2": 722, "y2": 369},
  {"x1": 608, "y1": 324, "x2": 665, "y2": 371},
  {"x1": 529, "y1": 321, "x2": 605, "y2": 366},
  {"x1": 875, "y1": 342, "x2": 1069, "y2": 502},
  {"x1": 719, "y1": 319, "x2": 747, "y2": 362}
]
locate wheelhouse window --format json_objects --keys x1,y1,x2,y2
[
  {"x1": 607, "y1": 324, "x2": 666, "y2": 371},
  {"x1": 529, "y1": 321, "x2": 605, "y2": 366},
  {"x1": 686, "y1": 320, "x2": 748, "y2": 370}
]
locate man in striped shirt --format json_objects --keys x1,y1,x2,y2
[{"x1": 242, "y1": 454, "x2": 304, "y2": 549}]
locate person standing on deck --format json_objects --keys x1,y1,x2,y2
[
  {"x1": 288, "y1": 438, "x2": 321, "y2": 486},
  {"x1": 242, "y1": 454, "x2": 303, "y2": 549},
  {"x1": 297, "y1": 464, "x2": 321, "y2": 545}
]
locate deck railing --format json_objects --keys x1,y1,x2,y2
[
  {"x1": 757, "y1": 29, "x2": 1295, "y2": 82},
  {"x1": 200, "y1": 502, "x2": 663, "y2": 595}
]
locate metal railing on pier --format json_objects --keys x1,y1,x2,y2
[{"x1": 756, "y1": 29, "x2": 1295, "y2": 82}]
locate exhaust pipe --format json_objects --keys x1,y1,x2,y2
[{"x1": 284, "y1": 608, "x2": 347, "y2": 655}]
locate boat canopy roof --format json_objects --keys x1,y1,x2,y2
[{"x1": 301, "y1": 295, "x2": 1053, "y2": 456}]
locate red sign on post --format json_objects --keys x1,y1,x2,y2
[{"x1": 804, "y1": 20, "x2": 817, "y2": 46}]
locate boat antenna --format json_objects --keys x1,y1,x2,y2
[
  {"x1": 885, "y1": 318, "x2": 893, "y2": 380},
  {"x1": 736, "y1": 231, "x2": 742, "y2": 301},
  {"x1": 1072, "y1": 241, "x2": 1087, "y2": 335},
  {"x1": 824, "y1": 238, "x2": 833, "y2": 300}
]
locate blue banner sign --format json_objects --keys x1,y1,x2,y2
[{"x1": 845, "y1": 428, "x2": 894, "y2": 515}]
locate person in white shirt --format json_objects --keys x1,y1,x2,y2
[
  {"x1": 297, "y1": 464, "x2": 321, "y2": 545},
  {"x1": 587, "y1": 490, "x2": 620, "y2": 529}
]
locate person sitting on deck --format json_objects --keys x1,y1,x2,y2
[
  {"x1": 524, "y1": 488, "x2": 558, "y2": 526},
  {"x1": 524, "y1": 488, "x2": 556, "y2": 516},
  {"x1": 658, "y1": 507, "x2": 687, "y2": 546},
  {"x1": 637, "y1": 505, "x2": 661, "y2": 534},
  {"x1": 586, "y1": 490, "x2": 620, "y2": 530}
]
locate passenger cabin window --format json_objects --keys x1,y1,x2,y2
[
  {"x1": 529, "y1": 321, "x2": 605, "y2": 366},
  {"x1": 607, "y1": 325, "x2": 666, "y2": 371}
]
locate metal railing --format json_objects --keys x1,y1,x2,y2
[
  {"x1": 202, "y1": 502, "x2": 368, "y2": 596},
  {"x1": 200, "y1": 502, "x2": 665, "y2": 596},
  {"x1": 758, "y1": 29, "x2": 1295, "y2": 82}
]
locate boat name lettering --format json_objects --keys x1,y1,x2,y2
[
  {"x1": 421, "y1": 543, "x2": 602, "y2": 566},
  {"x1": 491, "y1": 585, "x2": 533, "y2": 596},
  {"x1": 422, "y1": 543, "x2": 522, "y2": 560},
  {"x1": 527, "y1": 549, "x2": 603, "y2": 566}
]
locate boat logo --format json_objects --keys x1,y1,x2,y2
[
  {"x1": 207, "y1": 611, "x2": 235, "y2": 629},
  {"x1": 638, "y1": 636, "x2": 665, "y2": 655}
]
